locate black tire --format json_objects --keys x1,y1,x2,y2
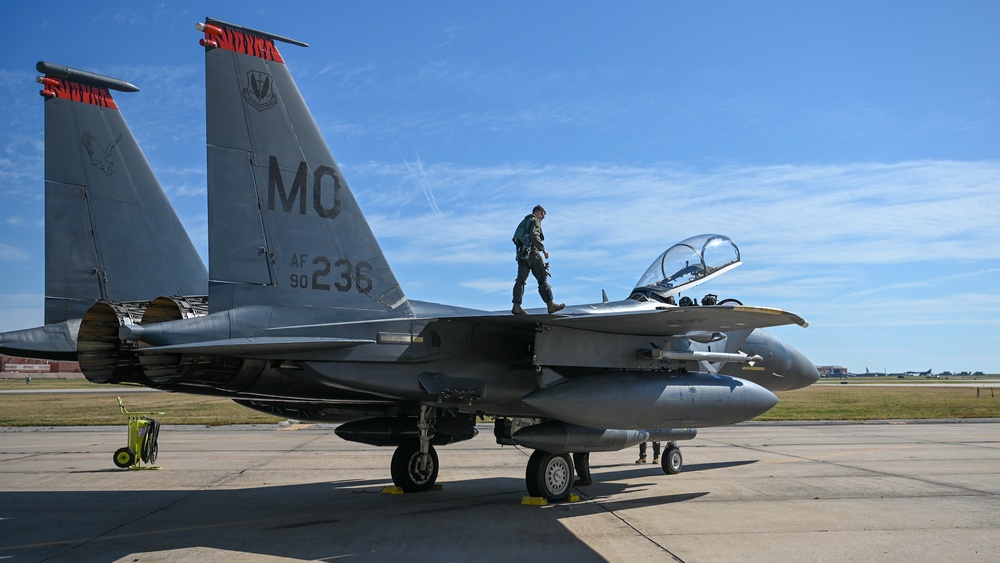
[
  {"x1": 525, "y1": 449, "x2": 543, "y2": 497},
  {"x1": 145, "y1": 420, "x2": 161, "y2": 464},
  {"x1": 114, "y1": 447, "x2": 135, "y2": 469},
  {"x1": 390, "y1": 439, "x2": 439, "y2": 492},
  {"x1": 525, "y1": 451, "x2": 574, "y2": 502},
  {"x1": 662, "y1": 446, "x2": 682, "y2": 475},
  {"x1": 146, "y1": 438, "x2": 158, "y2": 465},
  {"x1": 141, "y1": 420, "x2": 160, "y2": 464}
]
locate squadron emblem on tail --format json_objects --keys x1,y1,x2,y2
[{"x1": 243, "y1": 70, "x2": 276, "y2": 111}]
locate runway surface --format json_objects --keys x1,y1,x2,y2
[{"x1": 2, "y1": 421, "x2": 999, "y2": 562}]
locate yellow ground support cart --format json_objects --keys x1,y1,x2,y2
[{"x1": 113, "y1": 396, "x2": 162, "y2": 469}]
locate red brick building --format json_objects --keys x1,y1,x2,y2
[{"x1": 0, "y1": 355, "x2": 81, "y2": 374}]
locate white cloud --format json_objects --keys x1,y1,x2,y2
[
  {"x1": 458, "y1": 278, "x2": 511, "y2": 294},
  {"x1": 354, "y1": 158, "x2": 1000, "y2": 268}
]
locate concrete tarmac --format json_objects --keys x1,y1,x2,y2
[{"x1": 2, "y1": 421, "x2": 999, "y2": 562}]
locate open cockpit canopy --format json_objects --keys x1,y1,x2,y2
[{"x1": 631, "y1": 234, "x2": 741, "y2": 301}]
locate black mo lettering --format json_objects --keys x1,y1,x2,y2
[
  {"x1": 268, "y1": 156, "x2": 307, "y2": 214},
  {"x1": 267, "y1": 156, "x2": 341, "y2": 219}
]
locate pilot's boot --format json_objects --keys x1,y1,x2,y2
[
  {"x1": 540, "y1": 285, "x2": 564, "y2": 314},
  {"x1": 635, "y1": 455, "x2": 647, "y2": 464},
  {"x1": 511, "y1": 303, "x2": 526, "y2": 315}
]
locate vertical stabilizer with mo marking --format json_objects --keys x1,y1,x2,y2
[{"x1": 199, "y1": 18, "x2": 412, "y2": 322}]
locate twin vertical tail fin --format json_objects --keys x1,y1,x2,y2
[
  {"x1": 198, "y1": 18, "x2": 411, "y2": 321},
  {"x1": 0, "y1": 63, "x2": 208, "y2": 360},
  {"x1": 37, "y1": 61, "x2": 207, "y2": 325}
]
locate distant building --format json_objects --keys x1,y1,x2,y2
[
  {"x1": 817, "y1": 365, "x2": 848, "y2": 377},
  {"x1": 0, "y1": 355, "x2": 80, "y2": 374}
]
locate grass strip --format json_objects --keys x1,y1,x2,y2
[
  {"x1": 0, "y1": 390, "x2": 282, "y2": 426},
  {"x1": 761, "y1": 385, "x2": 1000, "y2": 421},
  {"x1": 1, "y1": 379, "x2": 998, "y2": 426}
]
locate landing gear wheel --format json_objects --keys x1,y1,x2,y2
[
  {"x1": 662, "y1": 445, "x2": 682, "y2": 475},
  {"x1": 525, "y1": 451, "x2": 574, "y2": 501},
  {"x1": 391, "y1": 439, "x2": 439, "y2": 492},
  {"x1": 141, "y1": 420, "x2": 160, "y2": 464},
  {"x1": 114, "y1": 447, "x2": 135, "y2": 468}
]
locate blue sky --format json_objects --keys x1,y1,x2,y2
[{"x1": 1, "y1": 1, "x2": 998, "y2": 373}]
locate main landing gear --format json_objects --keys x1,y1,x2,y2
[
  {"x1": 521, "y1": 443, "x2": 684, "y2": 502},
  {"x1": 525, "y1": 451, "x2": 574, "y2": 501},
  {"x1": 386, "y1": 410, "x2": 685, "y2": 502},
  {"x1": 390, "y1": 405, "x2": 439, "y2": 492}
]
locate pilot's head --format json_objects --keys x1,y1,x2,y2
[{"x1": 532, "y1": 205, "x2": 546, "y2": 220}]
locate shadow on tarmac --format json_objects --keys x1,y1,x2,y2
[
  {"x1": 0, "y1": 473, "x2": 710, "y2": 561},
  {"x1": 590, "y1": 458, "x2": 758, "y2": 482}
]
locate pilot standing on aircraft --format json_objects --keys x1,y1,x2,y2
[{"x1": 512, "y1": 205, "x2": 565, "y2": 315}]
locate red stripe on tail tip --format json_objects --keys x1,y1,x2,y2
[
  {"x1": 40, "y1": 77, "x2": 118, "y2": 109},
  {"x1": 201, "y1": 24, "x2": 284, "y2": 63}
]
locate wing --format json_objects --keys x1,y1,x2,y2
[{"x1": 439, "y1": 303, "x2": 807, "y2": 337}]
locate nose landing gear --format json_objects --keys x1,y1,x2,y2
[{"x1": 662, "y1": 443, "x2": 682, "y2": 474}]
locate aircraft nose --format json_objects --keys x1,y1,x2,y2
[
  {"x1": 764, "y1": 332, "x2": 820, "y2": 391},
  {"x1": 788, "y1": 344, "x2": 820, "y2": 389}
]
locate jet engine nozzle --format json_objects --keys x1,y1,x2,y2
[
  {"x1": 78, "y1": 296, "x2": 212, "y2": 386},
  {"x1": 77, "y1": 301, "x2": 149, "y2": 384}
]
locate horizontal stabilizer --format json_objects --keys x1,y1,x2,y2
[
  {"x1": 0, "y1": 320, "x2": 80, "y2": 361},
  {"x1": 135, "y1": 336, "x2": 374, "y2": 359}
]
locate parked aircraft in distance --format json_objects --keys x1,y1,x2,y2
[
  {"x1": 67, "y1": 18, "x2": 820, "y2": 501},
  {"x1": 0, "y1": 63, "x2": 207, "y2": 361},
  {"x1": 845, "y1": 367, "x2": 888, "y2": 377}
]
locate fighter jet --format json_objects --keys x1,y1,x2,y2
[
  {"x1": 74, "y1": 18, "x2": 818, "y2": 501},
  {"x1": 0, "y1": 63, "x2": 208, "y2": 361}
]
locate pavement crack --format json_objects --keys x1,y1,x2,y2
[{"x1": 575, "y1": 491, "x2": 686, "y2": 563}]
